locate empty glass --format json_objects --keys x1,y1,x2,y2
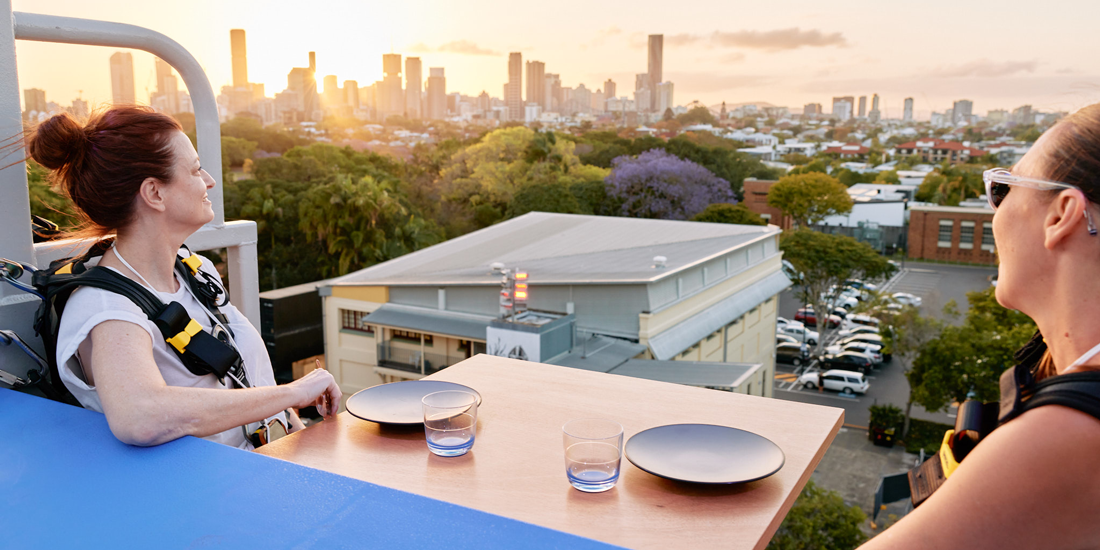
[
  {"x1": 563, "y1": 418, "x2": 624, "y2": 492},
  {"x1": 422, "y1": 390, "x2": 478, "y2": 457}
]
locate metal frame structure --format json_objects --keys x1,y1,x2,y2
[{"x1": 0, "y1": 2, "x2": 259, "y2": 377}]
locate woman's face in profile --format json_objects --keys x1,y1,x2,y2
[
  {"x1": 992, "y1": 129, "x2": 1061, "y2": 313},
  {"x1": 161, "y1": 131, "x2": 216, "y2": 229}
]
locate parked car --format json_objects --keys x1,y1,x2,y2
[
  {"x1": 829, "y1": 293, "x2": 860, "y2": 310},
  {"x1": 776, "y1": 333, "x2": 800, "y2": 345},
  {"x1": 794, "y1": 307, "x2": 843, "y2": 329},
  {"x1": 846, "y1": 313, "x2": 882, "y2": 330},
  {"x1": 819, "y1": 352, "x2": 875, "y2": 374},
  {"x1": 777, "y1": 324, "x2": 819, "y2": 345},
  {"x1": 845, "y1": 279, "x2": 879, "y2": 292},
  {"x1": 777, "y1": 317, "x2": 804, "y2": 329},
  {"x1": 799, "y1": 369, "x2": 870, "y2": 395},
  {"x1": 826, "y1": 342, "x2": 883, "y2": 364},
  {"x1": 776, "y1": 342, "x2": 811, "y2": 366},
  {"x1": 839, "y1": 324, "x2": 879, "y2": 337},
  {"x1": 891, "y1": 292, "x2": 923, "y2": 308},
  {"x1": 837, "y1": 334, "x2": 891, "y2": 361}
]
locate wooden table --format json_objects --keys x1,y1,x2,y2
[{"x1": 259, "y1": 355, "x2": 844, "y2": 550}]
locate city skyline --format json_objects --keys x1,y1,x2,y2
[{"x1": 13, "y1": 0, "x2": 1100, "y2": 119}]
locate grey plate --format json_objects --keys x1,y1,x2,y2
[
  {"x1": 346, "y1": 381, "x2": 482, "y2": 425},
  {"x1": 625, "y1": 424, "x2": 785, "y2": 484}
]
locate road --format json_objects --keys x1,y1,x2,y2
[{"x1": 774, "y1": 263, "x2": 999, "y2": 427}]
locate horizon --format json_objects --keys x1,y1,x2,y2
[{"x1": 14, "y1": 0, "x2": 1100, "y2": 119}]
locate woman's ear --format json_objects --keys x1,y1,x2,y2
[
  {"x1": 137, "y1": 177, "x2": 168, "y2": 213},
  {"x1": 1044, "y1": 189, "x2": 1089, "y2": 250}
]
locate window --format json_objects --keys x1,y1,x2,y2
[
  {"x1": 391, "y1": 329, "x2": 432, "y2": 346},
  {"x1": 760, "y1": 213, "x2": 772, "y2": 221},
  {"x1": 981, "y1": 222, "x2": 995, "y2": 252},
  {"x1": 340, "y1": 309, "x2": 374, "y2": 335},
  {"x1": 938, "y1": 219, "x2": 954, "y2": 248},
  {"x1": 959, "y1": 221, "x2": 975, "y2": 249}
]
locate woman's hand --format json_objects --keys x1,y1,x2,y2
[{"x1": 289, "y1": 367, "x2": 342, "y2": 418}]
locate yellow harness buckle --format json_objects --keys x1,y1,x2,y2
[
  {"x1": 56, "y1": 262, "x2": 73, "y2": 275},
  {"x1": 938, "y1": 429, "x2": 960, "y2": 479},
  {"x1": 181, "y1": 255, "x2": 202, "y2": 276},
  {"x1": 166, "y1": 319, "x2": 203, "y2": 353}
]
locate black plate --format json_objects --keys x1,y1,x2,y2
[
  {"x1": 625, "y1": 424, "x2": 785, "y2": 484},
  {"x1": 346, "y1": 381, "x2": 482, "y2": 425}
]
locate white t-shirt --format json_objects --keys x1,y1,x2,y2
[{"x1": 56, "y1": 253, "x2": 277, "y2": 449}]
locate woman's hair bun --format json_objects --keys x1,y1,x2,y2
[{"x1": 27, "y1": 112, "x2": 87, "y2": 171}]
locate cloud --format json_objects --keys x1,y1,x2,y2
[
  {"x1": 929, "y1": 59, "x2": 1038, "y2": 78},
  {"x1": 710, "y1": 28, "x2": 847, "y2": 51},
  {"x1": 408, "y1": 40, "x2": 500, "y2": 56},
  {"x1": 582, "y1": 27, "x2": 623, "y2": 50},
  {"x1": 720, "y1": 52, "x2": 746, "y2": 63},
  {"x1": 633, "y1": 28, "x2": 847, "y2": 52}
]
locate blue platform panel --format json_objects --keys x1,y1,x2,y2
[{"x1": 0, "y1": 389, "x2": 622, "y2": 550}]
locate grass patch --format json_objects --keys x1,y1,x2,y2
[{"x1": 902, "y1": 418, "x2": 954, "y2": 455}]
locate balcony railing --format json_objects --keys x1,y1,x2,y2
[
  {"x1": 376, "y1": 341, "x2": 472, "y2": 376},
  {"x1": 0, "y1": 2, "x2": 259, "y2": 380}
]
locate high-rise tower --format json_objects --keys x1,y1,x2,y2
[
  {"x1": 230, "y1": 29, "x2": 248, "y2": 88},
  {"x1": 405, "y1": 57, "x2": 422, "y2": 119},
  {"x1": 647, "y1": 35, "x2": 663, "y2": 111},
  {"x1": 109, "y1": 52, "x2": 135, "y2": 105},
  {"x1": 526, "y1": 60, "x2": 546, "y2": 111},
  {"x1": 506, "y1": 52, "x2": 523, "y2": 121}
]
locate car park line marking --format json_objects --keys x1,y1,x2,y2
[{"x1": 776, "y1": 387, "x2": 867, "y2": 403}]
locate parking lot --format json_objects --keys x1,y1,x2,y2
[{"x1": 774, "y1": 263, "x2": 998, "y2": 427}]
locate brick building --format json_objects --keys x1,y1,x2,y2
[
  {"x1": 820, "y1": 143, "x2": 869, "y2": 160},
  {"x1": 741, "y1": 178, "x2": 792, "y2": 229},
  {"x1": 893, "y1": 139, "x2": 985, "y2": 166},
  {"x1": 907, "y1": 205, "x2": 996, "y2": 264}
]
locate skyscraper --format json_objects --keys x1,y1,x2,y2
[
  {"x1": 23, "y1": 88, "x2": 46, "y2": 118},
  {"x1": 604, "y1": 79, "x2": 616, "y2": 102},
  {"x1": 953, "y1": 99, "x2": 973, "y2": 124},
  {"x1": 405, "y1": 57, "x2": 422, "y2": 119},
  {"x1": 285, "y1": 52, "x2": 319, "y2": 121},
  {"x1": 647, "y1": 35, "x2": 663, "y2": 112},
  {"x1": 832, "y1": 96, "x2": 854, "y2": 119},
  {"x1": 869, "y1": 94, "x2": 881, "y2": 122},
  {"x1": 426, "y1": 67, "x2": 446, "y2": 120},
  {"x1": 506, "y1": 52, "x2": 523, "y2": 121},
  {"x1": 526, "y1": 61, "x2": 546, "y2": 111},
  {"x1": 109, "y1": 52, "x2": 135, "y2": 105},
  {"x1": 153, "y1": 57, "x2": 180, "y2": 114},
  {"x1": 656, "y1": 82, "x2": 674, "y2": 115},
  {"x1": 544, "y1": 73, "x2": 561, "y2": 112},
  {"x1": 380, "y1": 53, "x2": 403, "y2": 118},
  {"x1": 344, "y1": 80, "x2": 360, "y2": 110},
  {"x1": 322, "y1": 75, "x2": 343, "y2": 108},
  {"x1": 858, "y1": 96, "x2": 867, "y2": 118},
  {"x1": 230, "y1": 29, "x2": 248, "y2": 88},
  {"x1": 903, "y1": 98, "x2": 914, "y2": 122}
]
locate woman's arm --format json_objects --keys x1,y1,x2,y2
[
  {"x1": 859, "y1": 405, "x2": 1100, "y2": 549},
  {"x1": 89, "y1": 319, "x2": 340, "y2": 446}
]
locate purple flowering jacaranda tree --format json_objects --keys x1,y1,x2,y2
[{"x1": 605, "y1": 149, "x2": 734, "y2": 220}]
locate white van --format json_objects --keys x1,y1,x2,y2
[{"x1": 798, "y1": 369, "x2": 870, "y2": 395}]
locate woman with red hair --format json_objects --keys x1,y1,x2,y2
[{"x1": 27, "y1": 106, "x2": 340, "y2": 448}]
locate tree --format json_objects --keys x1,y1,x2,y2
[
  {"x1": 222, "y1": 136, "x2": 257, "y2": 167},
  {"x1": 298, "y1": 174, "x2": 443, "y2": 277},
  {"x1": 781, "y1": 230, "x2": 895, "y2": 355},
  {"x1": 26, "y1": 159, "x2": 78, "y2": 229},
  {"x1": 676, "y1": 106, "x2": 717, "y2": 126},
  {"x1": 662, "y1": 108, "x2": 675, "y2": 121},
  {"x1": 508, "y1": 181, "x2": 584, "y2": 217},
  {"x1": 665, "y1": 135, "x2": 773, "y2": 198},
  {"x1": 914, "y1": 164, "x2": 983, "y2": 206},
  {"x1": 767, "y1": 480, "x2": 868, "y2": 550},
  {"x1": 605, "y1": 149, "x2": 733, "y2": 220},
  {"x1": 767, "y1": 173, "x2": 853, "y2": 228},
  {"x1": 908, "y1": 287, "x2": 1035, "y2": 429},
  {"x1": 882, "y1": 308, "x2": 944, "y2": 437},
  {"x1": 691, "y1": 203, "x2": 766, "y2": 226}
]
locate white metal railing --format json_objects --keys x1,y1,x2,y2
[{"x1": 0, "y1": 0, "x2": 260, "y2": 373}]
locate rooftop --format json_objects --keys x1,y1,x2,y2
[{"x1": 329, "y1": 212, "x2": 779, "y2": 287}]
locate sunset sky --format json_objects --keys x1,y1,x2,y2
[{"x1": 14, "y1": 0, "x2": 1100, "y2": 120}]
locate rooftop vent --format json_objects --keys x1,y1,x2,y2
[
  {"x1": 490, "y1": 262, "x2": 505, "y2": 272},
  {"x1": 653, "y1": 256, "x2": 667, "y2": 269}
]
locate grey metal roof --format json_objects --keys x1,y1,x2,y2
[
  {"x1": 548, "y1": 336, "x2": 649, "y2": 372},
  {"x1": 607, "y1": 359, "x2": 762, "y2": 389},
  {"x1": 647, "y1": 270, "x2": 792, "y2": 360},
  {"x1": 328, "y1": 212, "x2": 779, "y2": 286},
  {"x1": 363, "y1": 304, "x2": 494, "y2": 340}
]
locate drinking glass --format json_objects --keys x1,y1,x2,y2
[
  {"x1": 562, "y1": 418, "x2": 624, "y2": 492},
  {"x1": 422, "y1": 391, "x2": 478, "y2": 457}
]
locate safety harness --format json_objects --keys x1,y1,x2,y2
[{"x1": 907, "y1": 331, "x2": 1100, "y2": 506}]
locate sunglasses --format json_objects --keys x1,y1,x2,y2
[{"x1": 983, "y1": 168, "x2": 1097, "y2": 236}]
